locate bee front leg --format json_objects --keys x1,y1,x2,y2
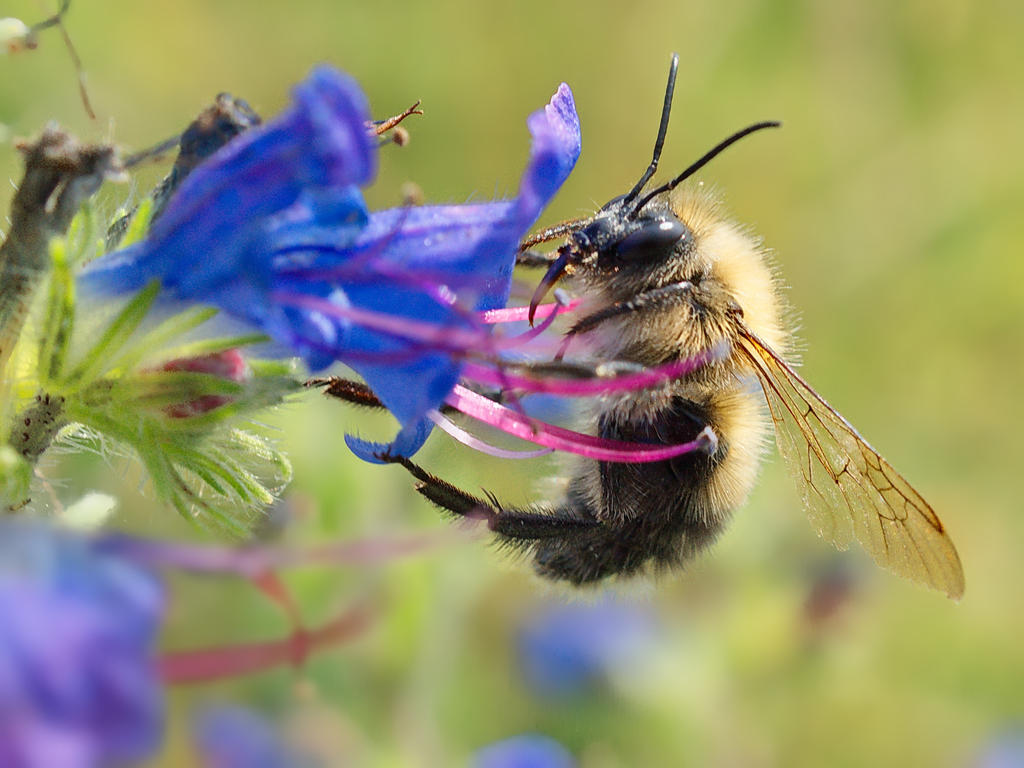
[
  {"x1": 516, "y1": 249, "x2": 562, "y2": 269},
  {"x1": 567, "y1": 281, "x2": 695, "y2": 336}
]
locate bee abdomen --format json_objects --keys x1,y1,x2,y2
[{"x1": 530, "y1": 395, "x2": 739, "y2": 584}]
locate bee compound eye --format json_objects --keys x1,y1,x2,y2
[
  {"x1": 573, "y1": 214, "x2": 619, "y2": 253},
  {"x1": 615, "y1": 218, "x2": 688, "y2": 262}
]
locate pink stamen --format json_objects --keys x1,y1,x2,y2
[
  {"x1": 275, "y1": 291, "x2": 490, "y2": 350},
  {"x1": 445, "y1": 385, "x2": 716, "y2": 463},
  {"x1": 275, "y1": 292, "x2": 551, "y2": 355},
  {"x1": 461, "y1": 345, "x2": 724, "y2": 397},
  {"x1": 480, "y1": 298, "x2": 580, "y2": 325},
  {"x1": 427, "y1": 410, "x2": 554, "y2": 460},
  {"x1": 501, "y1": 292, "x2": 571, "y2": 346}
]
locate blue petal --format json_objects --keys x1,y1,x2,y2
[
  {"x1": 345, "y1": 417, "x2": 433, "y2": 464},
  {"x1": 472, "y1": 735, "x2": 576, "y2": 768},
  {"x1": 79, "y1": 72, "x2": 582, "y2": 463},
  {"x1": 340, "y1": 277, "x2": 476, "y2": 418},
  {"x1": 271, "y1": 186, "x2": 369, "y2": 257},
  {"x1": 80, "y1": 67, "x2": 376, "y2": 299},
  {"x1": 516, "y1": 84, "x2": 582, "y2": 238},
  {"x1": 321, "y1": 86, "x2": 580, "y2": 457},
  {"x1": 478, "y1": 82, "x2": 580, "y2": 312},
  {"x1": 517, "y1": 598, "x2": 657, "y2": 698},
  {"x1": 293, "y1": 66, "x2": 377, "y2": 188},
  {"x1": 193, "y1": 706, "x2": 310, "y2": 768}
]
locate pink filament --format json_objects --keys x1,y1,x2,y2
[
  {"x1": 274, "y1": 292, "x2": 557, "y2": 355},
  {"x1": 427, "y1": 409, "x2": 553, "y2": 459},
  {"x1": 480, "y1": 298, "x2": 581, "y2": 325},
  {"x1": 460, "y1": 345, "x2": 724, "y2": 397},
  {"x1": 444, "y1": 384, "x2": 713, "y2": 463}
]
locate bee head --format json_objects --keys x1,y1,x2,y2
[
  {"x1": 525, "y1": 54, "x2": 779, "y2": 322},
  {"x1": 570, "y1": 198, "x2": 693, "y2": 271},
  {"x1": 570, "y1": 53, "x2": 777, "y2": 273}
]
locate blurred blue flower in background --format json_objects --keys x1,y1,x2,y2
[
  {"x1": 472, "y1": 734, "x2": 575, "y2": 768},
  {"x1": 0, "y1": 520, "x2": 164, "y2": 768},
  {"x1": 81, "y1": 65, "x2": 581, "y2": 460},
  {"x1": 194, "y1": 706, "x2": 312, "y2": 768},
  {"x1": 975, "y1": 727, "x2": 1024, "y2": 768},
  {"x1": 518, "y1": 597, "x2": 657, "y2": 698}
]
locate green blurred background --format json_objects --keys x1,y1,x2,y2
[{"x1": 2, "y1": 1, "x2": 1023, "y2": 765}]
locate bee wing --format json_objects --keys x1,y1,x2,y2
[{"x1": 737, "y1": 327, "x2": 964, "y2": 599}]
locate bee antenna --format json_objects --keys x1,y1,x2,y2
[
  {"x1": 631, "y1": 121, "x2": 781, "y2": 213},
  {"x1": 621, "y1": 53, "x2": 679, "y2": 207}
]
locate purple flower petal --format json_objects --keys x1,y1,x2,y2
[
  {"x1": 472, "y1": 735, "x2": 575, "y2": 768},
  {"x1": 80, "y1": 66, "x2": 375, "y2": 299},
  {"x1": 331, "y1": 85, "x2": 580, "y2": 455},
  {"x1": 193, "y1": 706, "x2": 308, "y2": 768},
  {"x1": 345, "y1": 416, "x2": 433, "y2": 464},
  {"x1": 0, "y1": 521, "x2": 165, "y2": 767},
  {"x1": 518, "y1": 598, "x2": 657, "y2": 697},
  {"x1": 81, "y1": 70, "x2": 582, "y2": 462}
]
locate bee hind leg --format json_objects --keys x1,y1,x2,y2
[{"x1": 378, "y1": 453, "x2": 600, "y2": 543}]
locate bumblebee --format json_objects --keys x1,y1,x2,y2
[{"x1": 323, "y1": 56, "x2": 964, "y2": 599}]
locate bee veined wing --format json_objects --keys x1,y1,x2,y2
[{"x1": 737, "y1": 327, "x2": 965, "y2": 599}]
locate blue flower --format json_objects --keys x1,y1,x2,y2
[
  {"x1": 83, "y1": 67, "x2": 375, "y2": 302},
  {"x1": 193, "y1": 706, "x2": 312, "y2": 768},
  {"x1": 82, "y1": 66, "x2": 581, "y2": 460},
  {"x1": 976, "y1": 727, "x2": 1024, "y2": 768},
  {"x1": 472, "y1": 734, "x2": 575, "y2": 768},
  {"x1": 517, "y1": 598, "x2": 657, "y2": 698},
  {"x1": 0, "y1": 520, "x2": 165, "y2": 768}
]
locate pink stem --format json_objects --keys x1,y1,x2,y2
[
  {"x1": 250, "y1": 570, "x2": 303, "y2": 629},
  {"x1": 97, "y1": 530, "x2": 452, "y2": 578},
  {"x1": 159, "y1": 604, "x2": 371, "y2": 685}
]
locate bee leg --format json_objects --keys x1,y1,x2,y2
[
  {"x1": 567, "y1": 281, "x2": 695, "y2": 336},
  {"x1": 378, "y1": 453, "x2": 600, "y2": 542},
  {"x1": 310, "y1": 377, "x2": 482, "y2": 415},
  {"x1": 516, "y1": 249, "x2": 561, "y2": 269},
  {"x1": 500, "y1": 358, "x2": 647, "y2": 381},
  {"x1": 517, "y1": 217, "x2": 590, "y2": 253},
  {"x1": 306, "y1": 377, "x2": 387, "y2": 410}
]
